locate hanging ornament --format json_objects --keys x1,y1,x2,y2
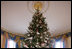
[
  {"x1": 44, "y1": 40, "x2": 47, "y2": 43},
  {"x1": 30, "y1": 46, "x2": 33, "y2": 48},
  {"x1": 40, "y1": 36, "x2": 43, "y2": 39},
  {"x1": 36, "y1": 42, "x2": 39, "y2": 44},
  {"x1": 24, "y1": 44, "x2": 29, "y2": 48},
  {"x1": 30, "y1": 30, "x2": 33, "y2": 34},
  {"x1": 36, "y1": 24, "x2": 39, "y2": 27},
  {"x1": 36, "y1": 44, "x2": 40, "y2": 48},
  {"x1": 30, "y1": 41, "x2": 32, "y2": 43},
  {"x1": 31, "y1": 31, "x2": 33, "y2": 33},
  {"x1": 48, "y1": 40, "x2": 50, "y2": 44},
  {"x1": 37, "y1": 31, "x2": 40, "y2": 35},
  {"x1": 27, "y1": 34, "x2": 30, "y2": 36},
  {"x1": 28, "y1": 37, "x2": 33, "y2": 40},
  {"x1": 36, "y1": 19, "x2": 38, "y2": 22},
  {"x1": 35, "y1": 45, "x2": 38, "y2": 47},
  {"x1": 40, "y1": 26, "x2": 42, "y2": 28},
  {"x1": 39, "y1": 20, "x2": 42, "y2": 24},
  {"x1": 40, "y1": 16, "x2": 43, "y2": 19},
  {"x1": 41, "y1": 42, "x2": 45, "y2": 47},
  {"x1": 36, "y1": 29, "x2": 40, "y2": 35},
  {"x1": 45, "y1": 37, "x2": 48, "y2": 40},
  {"x1": 44, "y1": 32, "x2": 46, "y2": 34},
  {"x1": 38, "y1": 45, "x2": 40, "y2": 48},
  {"x1": 25, "y1": 39, "x2": 27, "y2": 40},
  {"x1": 46, "y1": 34, "x2": 49, "y2": 37},
  {"x1": 46, "y1": 38, "x2": 49, "y2": 40}
]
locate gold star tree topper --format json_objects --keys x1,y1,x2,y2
[{"x1": 33, "y1": 2, "x2": 43, "y2": 11}]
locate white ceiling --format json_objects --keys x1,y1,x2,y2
[{"x1": 1, "y1": 1, "x2": 71, "y2": 36}]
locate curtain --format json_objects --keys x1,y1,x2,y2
[{"x1": 1, "y1": 30, "x2": 71, "y2": 48}]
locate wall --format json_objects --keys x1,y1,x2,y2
[{"x1": 1, "y1": 1, "x2": 71, "y2": 35}]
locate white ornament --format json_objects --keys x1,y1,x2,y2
[
  {"x1": 36, "y1": 45, "x2": 38, "y2": 47},
  {"x1": 36, "y1": 19, "x2": 38, "y2": 22},
  {"x1": 41, "y1": 43, "x2": 45, "y2": 47},
  {"x1": 37, "y1": 32, "x2": 40, "y2": 35},
  {"x1": 31, "y1": 32, "x2": 33, "y2": 33},
  {"x1": 31, "y1": 46, "x2": 33, "y2": 48},
  {"x1": 30, "y1": 41, "x2": 32, "y2": 43},
  {"x1": 44, "y1": 40, "x2": 47, "y2": 43},
  {"x1": 44, "y1": 32, "x2": 46, "y2": 34},
  {"x1": 40, "y1": 36, "x2": 42, "y2": 38},
  {"x1": 47, "y1": 35, "x2": 48, "y2": 36},
  {"x1": 24, "y1": 45, "x2": 29, "y2": 48},
  {"x1": 39, "y1": 20, "x2": 42, "y2": 23},
  {"x1": 46, "y1": 38, "x2": 49, "y2": 40},
  {"x1": 25, "y1": 39, "x2": 27, "y2": 40},
  {"x1": 28, "y1": 37, "x2": 33, "y2": 40},
  {"x1": 28, "y1": 34, "x2": 30, "y2": 36},
  {"x1": 37, "y1": 24, "x2": 39, "y2": 27},
  {"x1": 36, "y1": 42, "x2": 39, "y2": 44},
  {"x1": 40, "y1": 26, "x2": 42, "y2": 28}
]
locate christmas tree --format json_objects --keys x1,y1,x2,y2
[{"x1": 22, "y1": 9, "x2": 53, "y2": 48}]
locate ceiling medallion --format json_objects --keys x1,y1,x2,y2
[{"x1": 27, "y1": 1, "x2": 49, "y2": 13}]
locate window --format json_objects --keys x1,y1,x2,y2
[
  {"x1": 55, "y1": 40, "x2": 63, "y2": 48},
  {"x1": 7, "y1": 39, "x2": 16, "y2": 48}
]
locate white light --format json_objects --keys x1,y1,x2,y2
[
  {"x1": 7, "y1": 39, "x2": 16, "y2": 48},
  {"x1": 55, "y1": 41, "x2": 63, "y2": 48}
]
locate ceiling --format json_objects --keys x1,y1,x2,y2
[{"x1": 1, "y1": 1, "x2": 71, "y2": 36}]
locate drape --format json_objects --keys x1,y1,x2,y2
[
  {"x1": 1, "y1": 30, "x2": 71, "y2": 48},
  {"x1": 1, "y1": 30, "x2": 25, "y2": 48},
  {"x1": 53, "y1": 32, "x2": 71, "y2": 48}
]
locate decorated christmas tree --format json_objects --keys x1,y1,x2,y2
[{"x1": 22, "y1": 9, "x2": 53, "y2": 48}]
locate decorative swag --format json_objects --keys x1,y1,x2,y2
[
  {"x1": 1, "y1": 30, "x2": 71, "y2": 48},
  {"x1": 1, "y1": 30, "x2": 25, "y2": 48}
]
